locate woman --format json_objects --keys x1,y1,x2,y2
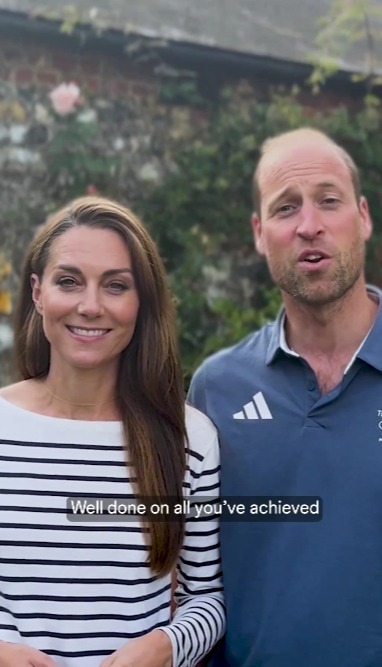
[{"x1": 0, "y1": 197, "x2": 224, "y2": 667}]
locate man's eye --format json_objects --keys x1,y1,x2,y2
[
  {"x1": 277, "y1": 204, "x2": 295, "y2": 214},
  {"x1": 322, "y1": 197, "x2": 339, "y2": 205}
]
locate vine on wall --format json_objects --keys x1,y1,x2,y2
[{"x1": 3, "y1": 80, "x2": 382, "y2": 385}]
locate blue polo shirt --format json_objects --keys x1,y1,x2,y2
[{"x1": 188, "y1": 287, "x2": 382, "y2": 667}]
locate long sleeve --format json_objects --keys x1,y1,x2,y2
[
  {"x1": 160, "y1": 405, "x2": 225, "y2": 667},
  {"x1": 187, "y1": 364, "x2": 207, "y2": 414}
]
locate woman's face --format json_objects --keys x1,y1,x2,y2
[{"x1": 31, "y1": 226, "x2": 140, "y2": 373}]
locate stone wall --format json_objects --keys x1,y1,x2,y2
[
  {"x1": 0, "y1": 19, "x2": 361, "y2": 387},
  {"x1": 0, "y1": 28, "x2": 213, "y2": 386}
]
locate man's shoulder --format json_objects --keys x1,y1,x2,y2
[
  {"x1": 188, "y1": 319, "x2": 279, "y2": 414},
  {"x1": 197, "y1": 320, "x2": 275, "y2": 378}
]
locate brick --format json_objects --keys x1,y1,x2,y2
[
  {"x1": 3, "y1": 47, "x2": 23, "y2": 62},
  {"x1": 34, "y1": 53, "x2": 51, "y2": 69},
  {"x1": 0, "y1": 64, "x2": 11, "y2": 81},
  {"x1": 129, "y1": 81, "x2": 157, "y2": 97},
  {"x1": 109, "y1": 57, "x2": 155, "y2": 81},
  {"x1": 78, "y1": 56, "x2": 102, "y2": 76},
  {"x1": 14, "y1": 67, "x2": 34, "y2": 85},
  {"x1": 51, "y1": 54, "x2": 79, "y2": 73},
  {"x1": 101, "y1": 62, "x2": 117, "y2": 78},
  {"x1": 82, "y1": 76, "x2": 102, "y2": 94},
  {"x1": 107, "y1": 79, "x2": 130, "y2": 98},
  {"x1": 36, "y1": 70, "x2": 59, "y2": 87},
  {"x1": 126, "y1": 70, "x2": 157, "y2": 87},
  {"x1": 123, "y1": 61, "x2": 154, "y2": 79}
]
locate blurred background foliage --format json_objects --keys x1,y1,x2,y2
[
  {"x1": 139, "y1": 88, "x2": 382, "y2": 383},
  {"x1": 43, "y1": 83, "x2": 382, "y2": 385},
  {"x1": 2, "y1": 0, "x2": 382, "y2": 387}
]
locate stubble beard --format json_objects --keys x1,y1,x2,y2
[{"x1": 268, "y1": 238, "x2": 365, "y2": 306}]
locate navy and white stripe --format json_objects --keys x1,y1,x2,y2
[{"x1": 0, "y1": 398, "x2": 224, "y2": 667}]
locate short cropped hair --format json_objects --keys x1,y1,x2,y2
[{"x1": 252, "y1": 128, "x2": 361, "y2": 215}]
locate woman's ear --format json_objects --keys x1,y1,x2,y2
[{"x1": 30, "y1": 273, "x2": 43, "y2": 315}]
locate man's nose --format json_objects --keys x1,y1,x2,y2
[
  {"x1": 77, "y1": 288, "x2": 104, "y2": 317},
  {"x1": 296, "y1": 203, "x2": 324, "y2": 239}
]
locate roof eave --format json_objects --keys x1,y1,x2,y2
[{"x1": 0, "y1": 7, "x2": 376, "y2": 93}]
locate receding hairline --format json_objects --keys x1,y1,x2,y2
[{"x1": 252, "y1": 128, "x2": 361, "y2": 214}]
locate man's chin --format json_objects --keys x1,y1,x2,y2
[{"x1": 292, "y1": 286, "x2": 351, "y2": 307}]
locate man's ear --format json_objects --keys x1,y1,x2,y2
[
  {"x1": 251, "y1": 213, "x2": 265, "y2": 255},
  {"x1": 359, "y1": 196, "x2": 373, "y2": 241},
  {"x1": 30, "y1": 273, "x2": 43, "y2": 315}
]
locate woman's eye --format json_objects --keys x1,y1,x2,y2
[
  {"x1": 56, "y1": 277, "x2": 77, "y2": 287},
  {"x1": 108, "y1": 282, "x2": 128, "y2": 292}
]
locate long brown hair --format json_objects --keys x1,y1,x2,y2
[{"x1": 14, "y1": 196, "x2": 187, "y2": 576}]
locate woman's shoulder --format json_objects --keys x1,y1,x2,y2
[
  {"x1": 185, "y1": 403, "x2": 216, "y2": 432},
  {"x1": 185, "y1": 403, "x2": 219, "y2": 456},
  {"x1": 0, "y1": 379, "x2": 40, "y2": 410}
]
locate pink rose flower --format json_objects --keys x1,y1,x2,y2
[
  {"x1": 49, "y1": 83, "x2": 81, "y2": 115},
  {"x1": 86, "y1": 185, "x2": 98, "y2": 195}
]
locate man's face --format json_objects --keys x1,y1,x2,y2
[{"x1": 252, "y1": 139, "x2": 372, "y2": 306}]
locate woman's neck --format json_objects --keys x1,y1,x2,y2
[{"x1": 39, "y1": 365, "x2": 120, "y2": 420}]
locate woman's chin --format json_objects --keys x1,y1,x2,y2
[{"x1": 61, "y1": 353, "x2": 115, "y2": 371}]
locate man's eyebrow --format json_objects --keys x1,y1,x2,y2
[
  {"x1": 267, "y1": 187, "x2": 299, "y2": 211},
  {"x1": 54, "y1": 264, "x2": 133, "y2": 277},
  {"x1": 266, "y1": 181, "x2": 345, "y2": 211},
  {"x1": 314, "y1": 181, "x2": 342, "y2": 191}
]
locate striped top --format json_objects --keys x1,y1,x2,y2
[{"x1": 0, "y1": 397, "x2": 224, "y2": 667}]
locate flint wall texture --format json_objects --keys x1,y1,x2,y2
[
  {"x1": 0, "y1": 30, "x2": 215, "y2": 386},
  {"x1": 0, "y1": 24, "x2": 355, "y2": 387}
]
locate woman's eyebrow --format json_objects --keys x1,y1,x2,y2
[
  {"x1": 54, "y1": 264, "x2": 82, "y2": 275},
  {"x1": 54, "y1": 264, "x2": 133, "y2": 277},
  {"x1": 102, "y1": 268, "x2": 133, "y2": 277}
]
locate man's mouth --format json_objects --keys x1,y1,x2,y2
[
  {"x1": 298, "y1": 250, "x2": 330, "y2": 265},
  {"x1": 67, "y1": 326, "x2": 110, "y2": 337},
  {"x1": 303, "y1": 254, "x2": 324, "y2": 264}
]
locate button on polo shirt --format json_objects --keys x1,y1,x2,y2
[{"x1": 188, "y1": 286, "x2": 382, "y2": 667}]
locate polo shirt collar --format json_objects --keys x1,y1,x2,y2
[
  {"x1": 356, "y1": 286, "x2": 382, "y2": 372},
  {"x1": 265, "y1": 308, "x2": 286, "y2": 365},
  {"x1": 265, "y1": 285, "x2": 382, "y2": 372}
]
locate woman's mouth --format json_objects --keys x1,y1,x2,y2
[{"x1": 66, "y1": 326, "x2": 110, "y2": 338}]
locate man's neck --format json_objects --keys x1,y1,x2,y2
[{"x1": 283, "y1": 282, "x2": 378, "y2": 360}]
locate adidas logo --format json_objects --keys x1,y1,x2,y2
[{"x1": 233, "y1": 391, "x2": 273, "y2": 420}]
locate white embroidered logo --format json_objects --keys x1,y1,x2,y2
[
  {"x1": 377, "y1": 410, "x2": 382, "y2": 441},
  {"x1": 233, "y1": 391, "x2": 273, "y2": 420}
]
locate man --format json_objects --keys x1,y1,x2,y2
[{"x1": 188, "y1": 128, "x2": 382, "y2": 667}]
